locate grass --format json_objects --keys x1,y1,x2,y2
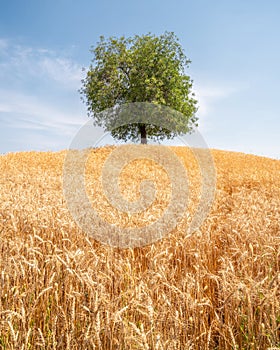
[{"x1": 0, "y1": 146, "x2": 279, "y2": 349}]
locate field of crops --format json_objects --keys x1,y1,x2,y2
[{"x1": 0, "y1": 146, "x2": 279, "y2": 349}]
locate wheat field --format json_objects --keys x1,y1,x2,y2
[{"x1": 0, "y1": 146, "x2": 279, "y2": 349}]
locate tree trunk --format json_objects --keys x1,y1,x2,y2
[{"x1": 139, "y1": 124, "x2": 147, "y2": 144}]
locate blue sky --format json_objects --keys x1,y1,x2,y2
[{"x1": 0, "y1": 0, "x2": 279, "y2": 158}]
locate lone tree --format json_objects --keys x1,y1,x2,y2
[{"x1": 80, "y1": 32, "x2": 198, "y2": 144}]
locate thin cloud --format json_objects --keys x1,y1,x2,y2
[
  {"x1": 39, "y1": 57, "x2": 82, "y2": 88},
  {"x1": 0, "y1": 89, "x2": 84, "y2": 132},
  {"x1": 194, "y1": 82, "x2": 246, "y2": 116},
  {"x1": 0, "y1": 38, "x2": 87, "y2": 153},
  {"x1": 0, "y1": 38, "x2": 84, "y2": 89},
  {"x1": 0, "y1": 38, "x2": 8, "y2": 52},
  {"x1": 192, "y1": 80, "x2": 249, "y2": 133}
]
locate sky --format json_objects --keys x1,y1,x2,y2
[{"x1": 0, "y1": 0, "x2": 279, "y2": 159}]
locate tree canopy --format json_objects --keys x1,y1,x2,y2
[{"x1": 80, "y1": 32, "x2": 198, "y2": 144}]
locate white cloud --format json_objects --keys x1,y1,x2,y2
[
  {"x1": 0, "y1": 38, "x2": 88, "y2": 153},
  {"x1": 0, "y1": 102, "x2": 13, "y2": 113},
  {"x1": 194, "y1": 83, "x2": 243, "y2": 116},
  {"x1": 39, "y1": 57, "x2": 83, "y2": 88},
  {"x1": 0, "y1": 38, "x2": 8, "y2": 52},
  {"x1": 192, "y1": 80, "x2": 249, "y2": 134},
  {"x1": 0, "y1": 89, "x2": 84, "y2": 133},
  {"x1": 0, "y1": 39, "x2": 84, "y2": 90}
]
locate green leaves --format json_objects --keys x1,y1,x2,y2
[{"x1": 80, "y1": 32, "x2": 198, "y2": 143}]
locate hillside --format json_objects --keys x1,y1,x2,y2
[{"x1": 0, "y1": 146, "x2": 279, "y2": 349}]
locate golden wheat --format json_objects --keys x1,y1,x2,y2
[{"x1": 0, "y1": 146, "x2": 279, "y2": 349}]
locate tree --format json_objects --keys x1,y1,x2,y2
[{"x1": 80, "y1": 32, "x2": 198, "y2": 144}]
